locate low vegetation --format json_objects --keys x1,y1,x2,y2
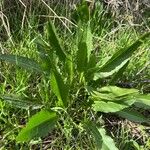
[{"x1": 0, "y1": 0, "x2": 150, "y2": 149}]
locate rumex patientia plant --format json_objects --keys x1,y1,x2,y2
[{"x1": 0, "y1": 2, "x2": 150, "y2": 149}]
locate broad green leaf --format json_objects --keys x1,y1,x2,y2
[
  {"x1": 91, "y1": 86, "x2": 138, "y2": 101},
  {"x1": 116, "y1": 109, "x2": 149, "y2": 123},
  {"x1": 65, "y1": 55, "x2": 74, "y2": 84},
  {"x1": 0, "y1": 54, "x2": 42, "y2": 73},
  {"x1": 84, "y1": 121, "x2": 103, "y2": 149},
  {"x1": 109, "y1": 61, "x2": 130, "y2": 84},
  {"x1": 98, "y1": 128, "x2": 118, "y2": 150},
  {"x1": 87, "y1": 53, "x2": 97, "y2": 70},
  {"x1": 84, "y1": 121, "x2": 118, "y2": 150},
  {"x1": 94, "y1": 32, "x2": 150, "y2": 80},
  {"x1": 86, "y1": 23, "x2": 93, "y2": 62},
  {"x1": 134, "y1": 94, "x2": 150, "y2": 109},
  {"x1": 77, "y1": 22, "x2": 92, "y2": 72},
  {"x1": 85, "y1": 53, "x2": 97, "y2": 81},
  {"x1": 50, "y1": 69, "x2": 68, "y2": 107},
  {"x1": 91, "y1": 86, "x2": 137, "y2": 112},
  {"x1": 94, "y1": 58, "x2": 130, "y2": 79},
  {"x1": 98, "y1": 86, "x2": 139, "y2": 97},
  {"x1": 77, "y1": 41, "x2": 87, "y2": 72},
  {"x1": 47, "y1": 22, "x2": 66, "y2": 62},
  {"x1": 0, "y1": 94, "x2": 42, "y2": 110},
  {"x1": 92, "y1": 99, "x2": 135, "y2": 113},
  {"x1": 16, "y1": 110, "x2": 58, "y2": 142},
  {"x1": 92, "y1": 91, "x2": 118, "y2": 101}
]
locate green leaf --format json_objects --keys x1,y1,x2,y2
[
  {"x1": 91, "y1": 86, "x2": 137, "y2": 113},
  {"x1": 84, "y1": 121, "x2": 103, "y2": 149},
  {"x1": 47, "y1": 22, "x2": 66, "y2": 62},
  {"x1": 116, "y1": 109, "x2": 149, "y2": 123},
  {"x1": 85, "y1": 24, "x2": 93, "y2": 62},
  {"x1": 87, "y1": 53, "x2": 97, "y2": 70},
  {"x1": 0, "y1": 54, "x2": 42, "y2": 73},
  {"x1": 16, "y1": 109, "x2": 58, "y2": 142},
  {"x1": 109, "y1": 61, "x2": 130, "y2": 84},
  {"x1": 94, "y1": 32, "x2": 150, "y2": 80},
  {"x1": 65, "y1": 55, "x2": 74, "y2": 84},
  {"x1": 98, "y1": 86, "x2": 138, "y2": 97},
  {"x1": 84, "y1": 121, "x2": 118, "y2": 150},
  {"x1": 91, "y1": 86, "x2": 138, "y2": 101},
  {"x1": 98, "y1": 128, "x2": 118, "y2": 150},
  {"x1": 85, "y1": 53, "x2": 97, "y2": 81},
  {"x1": 77, "y1": 41, "x2": 87, "y2": 72},
  {"x1": 77, "y1": 22, "x2": 92, "y2": 72},
  {"x1": 0, "y1": 94, "x2": 42, "y2": 110},
  {"x1": 92, "y1": 99, "x2": 135, "y2": 113},
  {"x1": 50, "y1": 69, "x2": 68, "y2": 107},
  {"x1": 134, "y1": 94, "x2": 150, "y2": 109}
]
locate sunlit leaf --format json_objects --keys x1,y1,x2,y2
[
  {"x1": 94, "y1": 32, "x2": 150, "y2": 80},
  {"x1": 109, "y1": 61, "x2": 130, "y2": 84},
  {"x1": 16, "y1": 110, "x2": 58, "y2": 142},
  {"x1": 91, "y1": 86, "x2": 138, "y2": 112},
  {"x1": 98, "y1": 86, "x2": 138, "y2": 97},
  {"x1": 77, "y1": 22, "x2": 92, "y2": 72},
  {"x1": 99, "y1": 127, "x2": 118, "y2": 150},
  {"x1": 91, "y1": 86, "x2": 138, "y2": 101},
  {"x1": 92, "y1": 99, "x2": 135, "y2": 113},
  {"x1": 65, "y1": 55, "x2": 74, "y2": 84}
]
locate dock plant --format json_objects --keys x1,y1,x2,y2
[{"x1": 0, "y1": 2, "x2": 150, "y2": 149}]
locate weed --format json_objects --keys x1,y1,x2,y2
[{"x1": 0, "y1": 1, "x2": 150, "y2": 149}]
